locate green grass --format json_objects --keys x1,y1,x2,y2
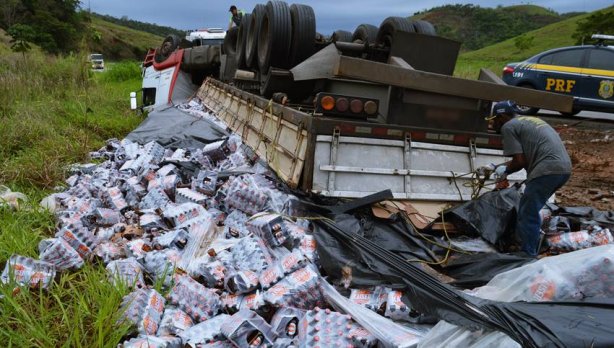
[
  {"x1": 455, "y1": 7, "x2": 614, "y2": 79},
  {"x1": 0, "y1": 43, "x2": 143, "y2": 346}
]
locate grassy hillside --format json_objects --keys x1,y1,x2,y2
[
  {"x1": 0, "y1": 32, "x2": 143, "y2": 345},
  {"x1": 455, "y1": 7, "x2": 614, "y2": 79},
  {"x1": 89, "y1": 16, "x2": 163, "y2": 60},
  {"x1": 92, "y1": 12, "x2": 185, "y2": 39},
  {"x1": 413, "y1": 4, "x2": 572, "y2": 51}
]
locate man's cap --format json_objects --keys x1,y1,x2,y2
[
  {"x1": 485, "y1": 100, "x2": 518, "y2": 120},
  {"x1": 229, "y1": 5, "x2": 237, "y2": 11}
]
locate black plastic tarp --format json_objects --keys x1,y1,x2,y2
[
  {"x1": 443, "y1": 253, "x2": 534, "y2": 289},
  {"x1": 547, "y1": 204, "x2": 614, "y2": 229},
  {"x1": 314, "y1": 217, "x2": 614, "y2": 348},
  {"x1": 314, "y1": 213, "x2": 443, "y2": 289},
  {"x1": 437, "y1": 187, "x2": 521, "y2": 248},
  {"x1": 127, "y1": 105, "x2": 228, "y2": 148}
]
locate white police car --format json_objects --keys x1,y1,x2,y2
[{"x1": 503, "y1": 34, "x2": 614, "y2": 115}]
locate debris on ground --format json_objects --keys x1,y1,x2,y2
[
  {"x1": 0, "y1": 185, "x2": 27, "y2": 210},
  {"x1": 1, "y1": 100, "x2": 613, "y2": 347}
]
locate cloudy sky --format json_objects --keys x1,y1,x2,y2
[{"x1": 85, "y1": 0, "x2": 612, "y2": 34}]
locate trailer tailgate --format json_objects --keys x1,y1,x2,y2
[{"x1": 312, "y1": 133, "x2": 526, "y2": 200}]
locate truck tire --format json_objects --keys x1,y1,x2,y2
[
  {"x1": 235, "y1": 13, "x2": 252, "y2": 68},
  {"x1": 289, "y1": 4, "x2": 316, "y2": 67},
  {"x1": 258, "y1": 1, "x2": 292, "y2": 72},
  {"x1": 223, "y1": 26, "x2": 239, "y2": 56},
  {"x1": 352, "y1": 24, "x2": 378, "y2": 45},
  {"x1": 156, "y1": 34, "x2": 181, "y2": 62},
  {"x1": 376, "y1": 17, "x2": 415, "y2": 48},
  {"x1": 246, "y1": 4, "x2": 266, "y2": 68},
  {"x1": 331, "y1": 30, "x2": 353, "y2": 43},
  {"x1": 515, "y1": 84, "x2": 540, "y2": 115},
  {"x1": 413, "y1": 20, "x2": 436, "y2": 36}
]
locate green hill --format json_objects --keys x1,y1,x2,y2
[
  {"x1": 89, "y1": 17, "x2": 164, "y2": 60},
  {"x1": 91, "y1": 13, "x2": 185, "y2": 39},
  {"x1": 455, "y1": 6, "x2": 614, "y2": 79},
  {"x1": 412, "y1": 4, "x2": 574, "y2": 51}
]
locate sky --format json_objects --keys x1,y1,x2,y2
[{"x1": 85, "y1": 0, "x2": 613, "y2": 34}]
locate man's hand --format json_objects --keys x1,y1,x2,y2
[
  {"x1": 494, "y1": 165, "x2": 507, "y2": 182},
  {"x1": 477, "y1": 164, "x2": 496, "y2": 176}
]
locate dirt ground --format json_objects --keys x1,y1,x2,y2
[{"x1": 547, "y1": 118, "x2": 614, "y2": 211}]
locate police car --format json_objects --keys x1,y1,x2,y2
[{"x1": 502, "y1": 34, "x2": 614, "y2": 115}]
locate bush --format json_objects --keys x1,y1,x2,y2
[
  {"x1": 100, "y1": 60, "x2": 141, "y2": 82},
  {"x1": 514, "y1": 35, "x2": 535, "y2": 51}
]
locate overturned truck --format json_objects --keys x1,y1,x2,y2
[{"x1": 140, "y1": 1, "x2": 574, "y2": 201}]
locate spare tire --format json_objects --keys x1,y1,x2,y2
[
  {"x1": 413, "y1": 20, "x2": 436, "y2": 36},
  {"x1": 235, "y1": 13, "x2": 252, "y2": 68},
  {"x1": 331, "y1": 30, "x2": 353, "y2": 43},
  {"x1": 376, "y1": 17, "x2": 415, "y2": 48},
  {"x1": 258, "y1": 1, "x2": 292, "y2": 72},
  {"x1": 246, "y1": 4, "x2": 266, "y2": 68},
  {"x1": 352, "y1": 24, "x2": 378, "y2": 45},
  {"x1": 289, "y1": 4, "x2": 316, "y2": 67},
  {"x1": 156, "y1": 34, "x2": 181, "y2": 62},
  {"x1": 223, "y1": 26, "x2": 239, "y2": 55}
]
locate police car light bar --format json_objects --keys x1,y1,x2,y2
[{"x1": 592, "y1": 34, "x2": 614, "y2": 41}]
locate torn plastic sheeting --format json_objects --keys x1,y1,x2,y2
[
  {"x1": 546, "y1": 204, "x2": 614, "y2": 229},
  {"x1": 442, "y1": 253, "x2": 534, "y2": 289},
  {"x1": 314, "y1": 214, "x2": 443, "y2": 288},
  {"x1": 314, "y1": 218, "x2": 614, "y2": 348},
  {"x1": 126, "y1": 105, "x2": 229, "y2": 148},
  {"x1": 320, "y1": 278, "x2": 424, "y2": 348},
  {"x1": 314, "y1": 218, "x2": 493, "y2": 330},
  {"x1": 437, "y1": 187, "x2": 521, "y2": 248}
]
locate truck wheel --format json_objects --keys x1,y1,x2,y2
[
  {"x1": 156, "y1": 34, "x2": 181, "y2": 62},
  {"x1": 223, "y1": 27, "x2": 239, "y2": 56},
  {"x1": 246, "y1": 4, "x2": 266, "y2": 68},
  {"x1": 376, "y1": 17, "x2": 415, "y2": 48},
  {"x1": 352, "y1": 24, "x2": 378, "y2": 45},
  {"x1": 258, "y1": 1, "x2": 292, "y2": 72},
  {"x1": 236, "y1": 13, "x2": 252, "y2": 68},
  {"x1": 515, "y1": 84, "x2": 540, "y2": 115},
  {"x1": 413, "y1": 20, "x2": 436, "y2": 36},
  {"x1": 289, "y1": 4, "x2": 316, "y2": 67},
  {"x1": 331, "y1": 30, "x2": 353, "y2": 43}
]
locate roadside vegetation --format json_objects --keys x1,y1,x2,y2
[
  {"x1": 0, "y1": 30, "x2": 142, "y2": 345},
  {"x1": 455, "y1": 6, "x2": 614, "y2": 79}
]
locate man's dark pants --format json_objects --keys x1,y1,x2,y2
[{"x1": 516, "y1": 173, "x2": 570, "y2": 257}]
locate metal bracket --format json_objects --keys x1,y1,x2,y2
[
  {"x1": 403, "y1": 133, "x2": 412, "y2": 199},
  {"x1": 469, "y1": 139, "x2": 477, "y2": 173},
  {"x1": 327, "y1": 128, "x2": 341, "y2": 192}
]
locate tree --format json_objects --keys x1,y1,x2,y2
[
  {"x1": 573, "y1": 9, "x2": 614, "y2": 44},
  {"x1": 7, "y1": 23, "x2": 35, "y2": 57}
]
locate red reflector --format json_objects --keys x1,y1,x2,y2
[
  {"x1": 454, "y1": 135, "x2": 469, "y2": 145},
  {"x1": 338, "y1": 124, "x2": 355, "y2": 134},
  {"x1": 372, "y1": 128, "x2": 388, "y2": 136},
  {"x1": 411, "y1": 132, "x2": 426, "y2": 141},
  {"x1": 503, "y1": 66, "x2": 515, "y2": 75}
]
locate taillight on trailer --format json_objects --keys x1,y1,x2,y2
[
  {"x1": 315, "y1": 93, "x2": 379, "y2": 119},
  {"x1": 321, "y1": 95, "x2": 335, "y2": 111},
  {"x1": 502, "y1": 66, "x2": 515, "y2": 76},
  {"x1": 336, "y1": 97, "x2": 349, "y2": 112}
]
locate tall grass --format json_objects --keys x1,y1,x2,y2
[
  {"x1": 0, "y1": 50, "x2": 142, "y2": 188},
  {"x1": 0, "y1": 47, "x2": 143, "y2": 346}
]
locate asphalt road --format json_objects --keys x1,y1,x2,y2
[{"x1": 537, "y1": 109, "x2": 614, "y2": 130}]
